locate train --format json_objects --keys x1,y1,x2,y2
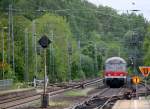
[{"x1": 103, "y1": 57, "x2": 128, "y2": 88}]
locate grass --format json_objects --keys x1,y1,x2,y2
[
  {"x1": 49, "y1": 101, "x2": 69, "y2": 107},
  {"x1": 64, "y1": 90, "x2": 87, "y2": 97},
  {"x1": 64, "y1": 88, "x2": 93, "y2": 97}
]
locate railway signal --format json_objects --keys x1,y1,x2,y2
[
  {"x1": 139, "y1": 66, "x2": 150, "y2": 97},
  {"x1": 139, "y1": 66, "x2": 150, "y2": 77},
  {"x1": 132, "y1": 76, "x2": 141, "y2": 99},
  {"x1": 132, "y1": 76, "x2": 140, "y2": 85},
  {"x1": 39, "y1": 35, "x2": 51, "y2": 108},
  {"x1": 39, "y1": 35, "x2": 51, "y2": 48}
]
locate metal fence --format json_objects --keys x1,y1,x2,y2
[{"x1": 0, "y1": 79, "x2": 13, "y2": 90}]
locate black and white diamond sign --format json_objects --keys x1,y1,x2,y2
[{"x1": 39, "y1": 35, "x2": 51, "y2": 48}]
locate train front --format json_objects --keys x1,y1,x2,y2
[{"x1": 104, "y1": 57, "x2": 127, "y2": 88}]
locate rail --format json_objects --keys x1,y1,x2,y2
[
  {"x1": 73, "y1": 88, "x2": 126, "y2": 109},
  {"x1": 0, "y1": 78, "x2": 103, "y2": 109}
]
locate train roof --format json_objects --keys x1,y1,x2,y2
[{"x1": 105, "y1": 57, "x2": 126, "y2": 64}]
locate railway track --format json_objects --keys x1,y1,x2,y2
[
  {"x1": 73, "y1": 88, "x2": 128, "y2": 109},
  {"x1": 1, "y1": 79, "x2": 149, "y2": 109},
  {"x1": 140, "y1": 81, "x2": 150, "y2": 91},
  {"x1": 0, "y1": 78, "x2": 103, "y2": 109}
]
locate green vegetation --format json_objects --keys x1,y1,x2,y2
[
  {"x1": 49, "y1": 101, "x2": 69, "y2": 107},
  {"x1": 64, "y1": 88, "x2": 92, "y2": 97},
  {"x1": 64, "y1": 90, "x2": 87, "y2": 97},
  {"x1": 0, "y1": 0, "x2": 149, "y2": 83}
]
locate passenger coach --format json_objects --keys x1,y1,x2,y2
[{"x1": 103, "y1": 57, "x2": 127, "y2": 88}]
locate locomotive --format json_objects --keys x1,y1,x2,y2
[{"x1": 103, "y1": 57, "x2": 127, "y2": 88}]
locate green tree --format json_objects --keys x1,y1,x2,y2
[{"x1": 31, "y1": 13, "x2": 78, "y2": 82}]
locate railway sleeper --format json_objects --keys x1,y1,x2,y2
[
  {"x1": 0, "y1": 89, "x2": 36, "y2": 101},
  {"x1": 74, "y1": 94, "x2": 125, "y2": 109}
]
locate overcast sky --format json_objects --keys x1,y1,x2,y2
[{"x1": 87, "y1": 0, "x2": 150, "y2": 20}]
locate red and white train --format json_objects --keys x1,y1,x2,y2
[{"x1": 103, "y1": 57, "x2": 128, "y2": 88}]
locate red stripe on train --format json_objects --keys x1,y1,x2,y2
[{"x1": 104, "y1": 71, "x2": 127, "y2": 76}]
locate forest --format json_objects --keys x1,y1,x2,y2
[{"x1": 0, "y1": 0, "x2": 149, "y2": 83}]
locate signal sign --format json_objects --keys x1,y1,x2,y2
[
  {"x1": 139, "y1": 66, "x2": 150, "y2": 77},
  {"x1": 39, "y1": 35, "x2": 51, "y2": 48},
  {"x1": 132, "y1": 76, "x2": 140, "y2": 85}
]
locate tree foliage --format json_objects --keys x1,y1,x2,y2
[{"x1": 0, "y1": 0, "x2": 148, "y2": 82}]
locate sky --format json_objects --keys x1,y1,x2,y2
[{"x1": 87, "y1": 0, "x2": 150, "y2": 20}]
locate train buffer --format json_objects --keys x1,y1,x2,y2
[{"x1": 112, "y1": 100, "x2": 150, "y2": 109}]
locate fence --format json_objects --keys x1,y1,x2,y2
[{"x1": 0, "y1": 79, "x2": 13, "y2": 90}]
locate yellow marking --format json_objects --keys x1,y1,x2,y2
[{"x1": 132, "y1": 76, "x2": 140, "y2": 85}]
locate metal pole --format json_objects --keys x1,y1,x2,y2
[
  {"x1": 8, "y1": 5, "x2": 11, "y2": 64},
  {"x1": 136, "y1": 84, "x2": 138, "y2": 99},
  {"x1": 145, "y1": 77, "x2": 147, "y2": 98},
  {"x1": 24, "y1": 29, "x2": 29, "y2": 81},
  {"x1": 11, "y1": 4, "x2": 15, "y2": 73},
  {"x1": 49, "y1": 31, "x2": 55, "y2": 81},
  {"x1": 41, "y1": 49, "x2": 49, "y2": 108},
  {"x1": 133, "y1": 57, "x2": 136, "y2": 74},
  {"x1": 44, "y1": 49, "x2": 47, "y2": 94},
  {"x1": 39, "y1": 35, "x2": 50, "y2": 108},
  {"x1": 51, "y1": 31, "x2": 55, "y2": 80},
  {"x1": 68, "y1": 41, "x2": 72, "y2": 82},
  {"x1": 94, "y1": 44, "x2": 98, "y2": 74},
  {"x1": 78, "y1": 40, "x2": 82, "y2": 72},
  {"x1": 32, "y1": 21, "x2": 35, "y2": 52},
  {"x1": 2, "y1": 29, "x2": 4, "y2": 79},
  {"x1": 35, "y1": 34, "x2": 37, "y2": 76},
  {"x1": 118, "y1": 46, "x2": 121, "y2": 57},
  {"x1": 49, "y1": 42, "x2": 52, "y2": 80},
  {"x1": 32, "y1": 20, "x2": 37, "y2": 77},
  {"x1": 68, "y1": 52, "x2": 71, "y2": 82}
]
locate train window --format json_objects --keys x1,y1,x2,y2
[{"x1": 105, "y1": 63, "x2": 126, "y2": 72}]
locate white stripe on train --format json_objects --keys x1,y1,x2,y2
[{"x1": 105, "y1": 76, "x2": 126, "y2": 78}]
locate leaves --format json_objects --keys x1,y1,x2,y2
[{"x1": 0, "y1": 0, "x2": 148, "y2": 82}]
